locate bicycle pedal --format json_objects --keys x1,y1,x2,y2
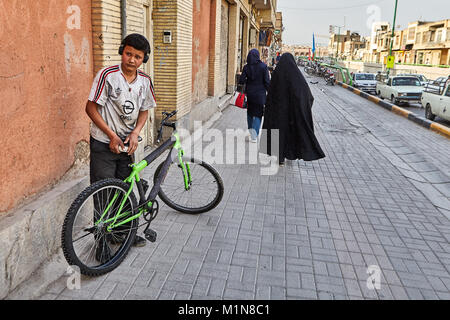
[{"x1": 144, "y1": 228, "x2": 157, "y2": 242}]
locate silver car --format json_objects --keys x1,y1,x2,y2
[{"x1": 352, "y1": 73, "x2": 377, "y2": 95}]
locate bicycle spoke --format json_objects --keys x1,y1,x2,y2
[
  {"x1": 68, "y1": 183, "x2": 138, "y2": 269},
  {"x1": 159, "y1": 161, "x2": 221, "y2": 211}
]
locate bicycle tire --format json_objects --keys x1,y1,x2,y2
[
  {"x1": 61, "y1": 178, "x2": 138, "y2": 276},
  {"x1": 154, "y1": 157, "x2": 224, "y2": 214}
]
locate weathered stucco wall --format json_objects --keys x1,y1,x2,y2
[{"x1": 0, "y1": 0, "x2": 93, "y2": 213}]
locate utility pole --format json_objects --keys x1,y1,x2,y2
[
  {"x1": 387, "y1": 0, "x2": 399, "y2": 77},
  {"x1": 330, "y1": 17, "x2": 346, "y2": 64},
  {"x1": 336, "y1": 26, "x2": 341, "y2": 60}
]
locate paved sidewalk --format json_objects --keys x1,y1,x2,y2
[{"x1": 38, "y1": 81, "x2": 450, "y2": 300}]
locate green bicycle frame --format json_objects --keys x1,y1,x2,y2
[{"x1": 95, "y1": 131, "x2": 191, "y2": 232}]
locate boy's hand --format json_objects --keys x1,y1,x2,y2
[
  {"x1": 124, "y1": 132, "x2": 139, "y2": 155},
  {"x1": 109, "y1": 134, "x2": 125, "y2": 154}
]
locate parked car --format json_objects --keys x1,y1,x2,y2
[
  {"x1": 397, "y1": 73, "x2": 428, "y2": 86},
  {"x1": 376, "y1": 76, "x2": 424, "y2": 105},
  {"x1": 421, "y1": 81, "x2": 450, "y2": 121},
  {"x1": 352, "y1": 73, "x2": 377, "y2": 95},
  {"x1": 425, "y1": 77, "x2": 448, "y2": 93}
]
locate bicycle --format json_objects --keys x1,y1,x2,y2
[{"x1": 61, "y1": 110, "x2": 224, "y2": 276}]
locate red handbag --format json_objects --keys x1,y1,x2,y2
[{"x1": 231, "y1": 91, "x2": 247, "y2": 109}]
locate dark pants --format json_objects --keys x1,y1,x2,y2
[
  {"x1": 90, "y1": 136, "x2": 132, "y2": 184},
  {"x1": 90, "y1": 136, "x2": 133, "y2": 238}
]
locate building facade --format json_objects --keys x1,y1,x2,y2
[{"x1": 345, "y1": 19, "x2": 450, "y2": 67}]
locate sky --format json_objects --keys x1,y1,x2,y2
[{"x1": 278, "y1": 0, "x2": 450, "y2": 46}]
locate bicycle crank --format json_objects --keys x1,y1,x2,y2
[{"x1": 143, "y1": 200, "x2": 159, "y2": 243}]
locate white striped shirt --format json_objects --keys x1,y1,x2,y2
[{"x1": 88, "y1": 64, "x2": 156, "y2": 143}]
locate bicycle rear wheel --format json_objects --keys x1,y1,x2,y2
[
  {"x1": 154, "y1": 157, "x2": 224, "y2": 214},
  {"x1": 61, "y1": 178, "x2": 138, "y2": 276}
]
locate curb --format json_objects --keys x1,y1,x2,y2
[{"x1": 336, "y1": 81, "x2": 450, "y2": 139}]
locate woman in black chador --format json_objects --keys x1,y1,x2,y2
[{"x1": 261, "y1": 53, "x2": 325, "y2": 166}]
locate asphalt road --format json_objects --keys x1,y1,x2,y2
[{"x1": 303, "y1": 70, "x2": 450, "y2": 129}]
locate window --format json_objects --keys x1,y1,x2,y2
[
  {"x1": 416, "y1": 33, "x2": 422, "y2": 44},
  {"x1": 422, "y1": 32, "x2": 428, "y2": 43},
  {"x1": 355, "y1": 74, "x2": 375, "y2": 80},
  {"x1": 408, "y1": 27, "x2": 416, "y2": 40},
  {"x1": 402, "y1": 34, "x2": 407, "y2": 45},
  {"x1": 436, "y1": 30, "x2": 443, "y2": 43},
  {"x1": 446, "y1": 88, "x2": 450, "y2": 97},
  {"x1": 392, "y1": 77, "x2": 421, "y2": 86},
  {"x1": 447, "y1": 28, "x2": 450, "y2": 41},
  {"x1": 430, "y1": 31, "x2": 436, "y2": 42},
  {"x1": 418, "y1": 52, "x2": 424, "y2": 64}
]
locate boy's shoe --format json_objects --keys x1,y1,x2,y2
[
  {"x1": 108, "y1": 234, "x2": 147, "y2": 247},
  {"x1": 133, "y1": 235, "x2": 147, "y2": 247}
]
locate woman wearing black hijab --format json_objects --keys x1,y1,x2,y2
[
  {"x1": 239, "y1": 49, "x2": 270, "y2": 142},
  {"x1": 261, "y1": 53, "x2": 325, "y2": 166}
]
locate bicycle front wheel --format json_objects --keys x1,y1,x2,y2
[
  {"x1": 61, "y1": 178, "x2": 138, "y2": 276},
  {"x1": 154, "y1": 157, "x2": 224, "y2": 214}
]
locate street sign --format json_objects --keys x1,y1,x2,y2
[{"x1": 386, "y1": 55, "x2": 395, "y2": 69}]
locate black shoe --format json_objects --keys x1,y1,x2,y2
[
  {"x1": 108, "y1": 234, "x2": 146, "y2": 247},
  {"x1": 279, "y1": 161, "x2": 285, "y2": 167},
  {"x1": 133, "y1": 235, "x2": 147, "y2": 247}
]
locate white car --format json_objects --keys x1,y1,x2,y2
[
  {"x1": 376, "y1": 76, "x2": 424, "y2": 105},
  {"x1": 422, "y1": 82, "x2": 450, "y2": 121},
  {"x1": 352, "y1": 73, "x2": 377, "y2": 95}
]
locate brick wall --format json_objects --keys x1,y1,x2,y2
[
  {"x1": 152, "y1": 0, "x2": 192, "y2": 122},
  {"x1": 91, "y1": 0, "x2": 153, "y2": 72},
  {"x1": 176, "y1": 0, "x2": 193, "y2": 117}
]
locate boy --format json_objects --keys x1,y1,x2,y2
[{"x1": 86, "y1": 33, "x2": 156, "y2": 248}]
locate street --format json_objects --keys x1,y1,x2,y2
[
  {"x1": 401, "y1": 104, "x2": 450, "y2": 129},
  {"x1": 34, "y1": 70, "x2": 450, "y2": 300}
]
